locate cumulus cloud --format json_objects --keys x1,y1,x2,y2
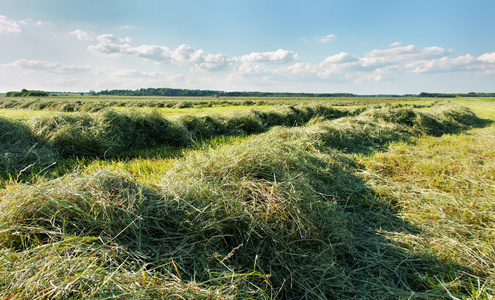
[
  {"x1": 81, "y1": 30, "x2": 495, "y2": 86},
  {"x1": 478, "y1": 52, "x2": 495, "y2": 63},
  {"x1": 408, "y1": 54, "x2": 477, "y2": 73},
  {"x1": 320, "y1": 52, "x2": 359, "y2": 65},
  {"x1": 0, "y1": 15, "x2": 21, "y2": 33},
  {"x1": 96, "y1": 34, "x2": 118, "y2": 43},
  {"x1": 280, "y1": 43, "x2": 495, "y2": 83},
  {"x1": 171, "y1": 44, "x2": 204, "y2": 65},
  {"x1": 235, "y1": 49, "x2": 298, "y2": 64},
  {"x1": 317, "y1": 34, "x2": 336, "y2": 43},
  {"x1": 196, "y1": 53, "x2": 231, "y2": 71},
  {"x1": 87, "y1": 34, "x2": 232, "y2": 70},
  {"x1": 130, "y1": 45, "x2": 171, "y2": 62}
]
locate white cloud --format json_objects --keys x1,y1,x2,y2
[
  {"x1": 171, "y1": 44, "x2": 204, "y2": 65},
  {"x1": 20, "y1": 18, "x2": 49, "y2": 26},
  {"x1": 6, "y1": 59, "x2": 92, "y2": 74},
  {"x1": 112, "y1": 70, "x2": 164, "y2": 78},
  {"x1": 235, "y1": 49, "x2": 298, "y2": 64},
  {"x1": 119, "y1": 36, "x2": 133, "y2": 43},
  {"x1": 320, "y1": 52, "x2": 359, "y2": 65},
  {"x1": 361, "y1": 44, "x2": 451, "y2": 67},
  {"x1": 130, "y1": 45, "x2": 171, "y2": 62},
  {"x1": 96, "y1": 33, "x2": 118, "y2": 43},
  {"x1": 0, "y1": 15, "x2": 21, "y2": 33},
  {"x1": 317, "y1": 34, "x2": 336, "y2": 43},
  {"x1": 408, "y1": 54, "x2": 477, "y2": 73},
  {"x1": 478, "y1": 52, "x2": 495, "y2": 64},
  {"x1": 87, "y1": 34, "x2": 232, "y2": 70},
  {"x1": 89, "y1": 42, "x2": 122, "y2": 55},
  {"x1": 71, "y1": 29, "x2": 93, "y2": 41},
  {"x1": 280, "y1": 44, "x2": 495, "y2": 83},
  {"x1": 196, "y1": 53, "x2": 231, "y2": 71}
]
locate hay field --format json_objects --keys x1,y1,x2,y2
[{"x1": 0, "y1": 97, "x2": 493, "y2": 299}]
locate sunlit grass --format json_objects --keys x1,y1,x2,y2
[
  {"x1": 48, "y1": 135, "x2": 249, "y2": 185},
  {"x1": 357, "y1": 124, "x2": 495, "y2": 279},
  {"x1": 0, "y1": 105, "x2": 277, "y2": 120},
  {"x1": 113, "y1": 105, "x2": 276, "y2": 119},
  {"x1": 452, "y1": 98, "x2": 495, "y2": 120},
  {"x1": 0, "y1": 109, "x2": 59, "y2": 119}
]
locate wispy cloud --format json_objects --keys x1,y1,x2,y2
[
  {"x1": 361, "y1": 43, "x2": 451, "y2": 67},
  {"x1": 70, "y1": 29, "x2": 93, "y2": 41},
  {"x1": 112, "y1": 70, "x2": 165, "y2": 78},
  {"x1": 317, "y1": 34, "x2": 336, "y2": 43},
  {"x1": 0, "y1": 15, "x2": 21, "y2": 33},
  {"x1": 5, "y1": 59, "x2": 93, "y2": 74},
  {"x1": 20, "y1": 18, "x2": 49, "y2": 26}
]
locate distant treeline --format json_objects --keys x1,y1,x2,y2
[
  {"x1": 92, "y1": 88, "x2": 362, "y2": 97},
  {"x1": 418, "y1": 92, "x2": 495, "y2": 98},
  {"x1": 91, "y1": 88, "x2": 495, "y2": 98},
  {"x1": 6, "y1": 89, "x2": 49, "y2": 97},
  {"x1": 4, "y1": 88, "x2": 495, "y2": 98}
]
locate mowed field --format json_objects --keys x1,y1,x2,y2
[{"x1": 0, "y1": 96, "x2": 493, "y2": 299}]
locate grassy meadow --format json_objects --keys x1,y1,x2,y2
[{"x1": 0, "y1": 95, "x2": 494, "y2": 299}]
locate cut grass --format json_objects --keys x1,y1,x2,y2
[
  {"x1": 358, "y1": 126, "x2": 495, "y2": 275},
  {"x1": 0, "y1": 101, "x2": 493, "y2": 298},
  {"x1": 0, "y1": 116, "x2": 55, "y2": 178},
  {"x1": 0, "y1": 95, "x2": 434, "y2": 113}
]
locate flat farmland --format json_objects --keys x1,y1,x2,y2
[{"x1": 0, "y1": 96, "x2": 494, "y2": 299}]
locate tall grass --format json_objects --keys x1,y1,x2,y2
[{"x1": 0, "y1": 102, "x2": 492, "y2": 298}]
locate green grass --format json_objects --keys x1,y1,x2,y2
[
  {"x1": 356, "y1": 127, "x2": 495, "y2": 297},
  {"x1": 0, "y1": 109, "x2": 58, "y2": 119},
  {"x1": 0, "y1": 95, "x2": 436, "y2": 113},
  {"x1": 0, "y1": 98, "x2": 494, "y2": 299}
]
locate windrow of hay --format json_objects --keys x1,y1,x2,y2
[
  {"x1": 0, "y1": 96, "x2": 434, "y2": 112},
  {"x1": 176, "y1": 105, "x2": 361, "y2": 139},
  {"x1": 16, "y1": 104, "x2": 360, "y2": 158},
  {"x1": 0, "y1": 117, "x2": 55, "y2": 177},
  {"x1": 0, "y1": 103, "x2": 492, "y2": 298},
  {"x1": 6, "y1": 103, "x2": 462, "y2": 161},
  {"x1": 28, "y1": 109, "x2": 192, "y2": 157}
]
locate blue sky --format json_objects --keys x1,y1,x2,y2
[{"x1": 1, "y1": 0, "x2": 495, "y2": 94}]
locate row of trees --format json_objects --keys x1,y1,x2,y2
[
  {"x1": 419, "y1": 92, "x2": 495, "y2": 98},
  {"x1": 6, "y1": 89, "x2": 49, "y2": 97},
  {"x1": 93, "y1": 88, "x2": 373, "y2": 98},
  {"x1": 4, "y1": 88, "x2": 494, "y2": 98},
  {"x1": 93, "y1": 89, "x2": 495, "y2": 98}
]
